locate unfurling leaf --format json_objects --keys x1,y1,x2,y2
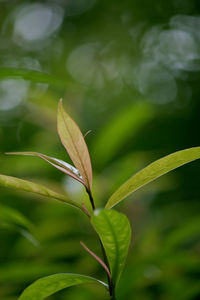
[
  {"x1": 18, "y1": 273, "x2": 108, "y2": 300},
  {"x1": 6, "y1": 152, "x2": 84, "y2": 185},
  {"x1": 57, "y1": 99, "x2": 92, "y2": 191},
  {"x1": 106, "y1": 147, "x2": 200, "y2": 208},
  {"x1": 91, "y1": 209, "x2": 131, "y2": 285},
  {"x1": 0, "y1": 174, "x2": 81, "y2": 210}
]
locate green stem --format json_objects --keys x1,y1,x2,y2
[
  {"x1": 86, "y1": 190, "x2": 116, "y2": 299},
  {"x1": 99, "y1": 237, "x2": 115, "y2": 298}
]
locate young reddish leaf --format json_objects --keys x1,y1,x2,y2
[
  {"x1": 57, "y1": 99, "x2": 92, "y2": 191},
  {"x1": 0, "y1": 174, "x2": 81, "y2": 209},
  {"x1": 80, "y1": 241, "x2": 111, "y2": 281},
  {"x1": 6, "y1": 152, "x2": 84, "y2": 185}
]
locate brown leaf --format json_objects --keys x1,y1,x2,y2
[
  {"x1": 57, "y1": 99, "x2": 92, "y2": 191},
  {"x1": 6, "y1": 152, "x2": 84, "y2": 185},
  {"x1": 80, "y1": 241, "x2": 111, "y2": 281}
]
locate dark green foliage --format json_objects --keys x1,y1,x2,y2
[{"x1": 0, "y1": 0, "x2": 200, "y2": 299}]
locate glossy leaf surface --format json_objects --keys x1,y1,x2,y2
[
  {"x1": 57, "y1": 99, "x2": 92, "y2": 191},
  {"x1": 91, "y1": 209, "x2": 131, "y2": 285},
  {"x1": 6, "y1": 152, "x2": 84, "y2": 184},
  {"x1": 18, "y1": 273, "x2": 108, "y2": 300},
  {"x1": 106, "y1": 147, "x2": 200, "y2": 208},
  {"x1": 0, "y1": 174, "x2": 81, "y2": 209}
]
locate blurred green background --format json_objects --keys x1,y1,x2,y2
[{"x1": 0, "y1": 0, "x2": 200, "y2": 299}]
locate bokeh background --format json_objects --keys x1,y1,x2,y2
[{"x1": 0, "y1": 0, "x2": 200, "y2": 299}]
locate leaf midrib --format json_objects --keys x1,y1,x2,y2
[
  {"x1": 102, "y1": 212, "x2": 119, "y2": 284},
  {"x1": 107, "y1": 147, "x2": 200, "y2": 208},
  {"x1": 61, "y1": 107, "x2": 90, "y2": 189}
]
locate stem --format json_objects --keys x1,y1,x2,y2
[
  {"x1": 81, "y1": 202, "x2": 91, "y2": 218},
  {"x1": 99, "y1": 237, "x2": 115, "y2": 299},
  {"x1": 85, "y1": 189, "x2": 116, "y2": 299},
  {"x1": 86, "y1": 188, "x2": 95, "y2": 210}
]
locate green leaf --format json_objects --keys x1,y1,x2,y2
[
  {"x1": 0, "y1": 68, "x2": 70, "y2": 89},
  {"x1": 106, "y1": 147, "x2": 200, "y2": 208},
  {"x1": 57, "y1": 99, "x2": 93, "y2": 191},
  {"x1": 0, "y1": 204, "x2": 33, "y2": 231},
  {"x1": 0, "y1": 174, "x2": 81, "y2": 210},
  {"x1": 18, "y1": 273, "x2": 108, "y2": 300},
  {"x1": 91, "y1": 209, "x2": 131, "y2": 285},
  {"x1": 92, "y1": 102, "x2": 153, "y2": 168}
]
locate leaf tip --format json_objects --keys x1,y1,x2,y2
[
  {"x1": 105, "y1": 202, "x2": 112, "y2": 209},
  {"x1": 58, "y1": 98, "x2": 63, "y2": 110},
  {"x1": 4, "y1": 152, "x2": 17, "y2": 156}
]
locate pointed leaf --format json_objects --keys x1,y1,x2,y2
[
  {"x1": 91, "y1": 209, "x2": 131, "y2": 285},
  {"x1": 18, "y1": 273, "x2": 108, "y2": 300},
  {"x1": 80, "y1": 241, "x2": 111, "y2": 280},
  {"x1": 0, "y1": 174, "x2": 81, "y2": 210},
  {"x1": 106, "y1": 147, "x2": 200, "y2": 208},
  {"x1": 6, "y1": 152, "x2": 84, "y2": 185},
  {"x1": 57, "y1": 99, "x2": 92, "y2": 191}
]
